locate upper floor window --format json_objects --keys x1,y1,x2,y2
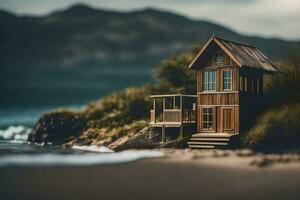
[
  {"x1": 215, "y1": 51, "x2": 223, "y2": 65},
  {"x1": 256, "y1": 78, "x2": 260, "y2": 93},
  {"x1": 223, "y1": 70, "x2": 232, "y2": 90},
  {"x1": 203, "y1": 70, "x2": 216, "y2": 91},
  {"x1": 239, "y1": 76, "x2": 244, "y2": 92},
  {"x1": 250, "y1": 77, "x2": 260, "y2": 94},
  {"x1": 244, "y1": 77, "x2": 248, "y2": 92}
]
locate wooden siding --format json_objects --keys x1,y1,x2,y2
[
  {"x1": 197, "y1": 67, "x2": 239, "y2": 93},
  {"x1": 195, "y1": 51, "x2": 240, "y2": 134},
  {"x1": 220, "y1": 106, "x2": 239, "y2": 133},
  {"x1": 204, "y1": 49, "x2": 235, "y2": 67},
  {"x1": 198, "y1": 93, "x2": 238, "y2": 105},
  {"x1": 239, "y1": 67, "x2": 264, "y2": 94},
  {"x1": 163, "y1": 110, "x2": 181, "y2": 122},
  {"x1": 197, "y1": 106, "x2": 239, "y2": 133},
  {"x1": 150, "y1": 110, "x2": 155, "y2": 123}
]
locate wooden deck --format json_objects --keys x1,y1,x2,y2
[
  {"x1": 149, "y1": 94, "x2": 197, "y2": 128},
  {"x1": 149, "y1": 122, "x2": 182, "y2": 127},
  {"x1": 149, "y1": 94, "x2": 197, "y2": 142}
]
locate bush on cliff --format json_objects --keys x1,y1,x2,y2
[
  {"x1": 243, "y1": 52, "x2": 300, "y2": 150},
  {"x1": 84, "y1": 86, "x2": 152, "y2": 128},
  {"x1": 29, "y1": 110, "x2": 86, "y2": 144},
  {"x1": 244, "y1": 103, "x2": 300, "y2": 150}
]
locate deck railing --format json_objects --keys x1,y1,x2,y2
[
  {"x1": 163, "y1": 110, "x2": 181, "y2": 122},
  {"x1": 150, "y1": 110, "x2": 155, "y2": 123},
  {"x1": 182, "y1": 109, "x2": 196, "y2": 123},
  {"x1": 150, "y1": 109, "x2": 196, "y2": 124}
]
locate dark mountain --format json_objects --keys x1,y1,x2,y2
[{"x1": 0, "y1": 4, "x2": 299, "y2": 108}]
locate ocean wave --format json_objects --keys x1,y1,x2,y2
[
  {"x1": 0, "y1": 150, "x2": 164, "y2": 167},
  {"x1": 72, "y1": 145, "x2": 114, "y2": 153},
  {"x1": 0, "y1": 125, "x2": 32, "y2": 141}
]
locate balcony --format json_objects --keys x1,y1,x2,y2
[{"x1": 149, "y1": 94, "x2": 197, "y2": 127}]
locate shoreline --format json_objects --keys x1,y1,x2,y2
[{"x1": 1, "y1": 150, "x2": 300, "y2": 200}]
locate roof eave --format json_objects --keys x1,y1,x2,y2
[
  {"x1": 188, "y1": 36, "x2": 243, "y2": 70},
  {"x1": 188, "y1": 36, "x2": 215, "y2": 69}
]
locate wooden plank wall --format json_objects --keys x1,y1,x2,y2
[
  {"x1": 197, "y1": 106, "x2": 239, "y2": 133},
  {"x1": 203, "y1": 49, "x2": 234, "y2": 67},
  {"x1": 163, "y1": 110, "x2": 181, "y2": 122},
  {"x1": 198, "y1": 93, "x2": 238, "y2": 105},
  {"x1": 195, "y1": 47, "x2": 240, "y2": 134},
  {"x1": 239, "y1": 67, "x2": 264, "y2": 106},
  {"x1": 197, "y1": 67, "x2": 239, "y2": 93}
]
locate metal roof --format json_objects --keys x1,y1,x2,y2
[{"x1": 189, "y1": 36, "x2": 280, "y2": 73}]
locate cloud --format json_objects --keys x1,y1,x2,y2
[
  {"x1": 161, "y1": 0, "x2": 300, "y2": 39},
  {"x1": 0, "y1": 0, "x2": 299, "y2": 40}
]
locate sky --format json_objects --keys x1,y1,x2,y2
[{"x1": 0, "y1": 0, "x2": 299, "y2": 40}]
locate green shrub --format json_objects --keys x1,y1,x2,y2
[
  {"x1": 244, "y1": 104, "x2": 300, "y2": 150},
  {"x1": 264, "y1": 52, "x2": 300, "y2": 106},
  {"x1": 84, "y1": 86, "x2": 152, "y2": 128},
  {"x1": 244, "y1": 52, "x2": 300, "y2": 150},
  {"x1": 154, "y1": 48, "x2": 198, "y2": 94}
]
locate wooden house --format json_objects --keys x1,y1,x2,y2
[{"x1": 149, "y1": 36, "x2": 279, "y2": 148}]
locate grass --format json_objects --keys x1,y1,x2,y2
[{"x1": 244, "y1": 103, "x2": 300, "y2": 150}]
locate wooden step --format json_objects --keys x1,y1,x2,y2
[
  {"x1": 192, "y1": 133, "x2": 231, "y2": 138},
  {"x1": 190, "y1": 137, "x2": 230, "y2": 141},
  {"x1": 189, "y1": 144, "x2": 215, "y2": 149},
  {"x1": 188, "y1": 133, "x2": 238, "y2": 149},
  {"x1": 188, "y1": 141, "x2": 228, "y2": 146}
]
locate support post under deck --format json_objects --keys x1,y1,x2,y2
[
  {"x1": 149, "y1": 127, "x2": 153, "y2": 139},
  {"x1": 162, "y1": 125, "x2": 166, "y2": 142},
  {"x1": 180, "y1": 125, "x2": 183, "y2": 137}
]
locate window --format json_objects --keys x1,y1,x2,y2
[
  {"x1": 244, "y1": 77, "x2": 248, "y2": 92},
  {"x1": 203, "y1": 70, "x2": 216, "y2": 91},
  {"x1": 223, "y1": 70, "x2": 232, "y2": 90},
  {"x1": 257, "y1": 78, "x2": 260, "y2": 93},
  {"x1": 164, "y1": 96, "x2": 181, "y2": 109},
  {"x1": 251, "y1": 78, "x2": 255, "y2": 93},
  {"x1": 215, "y1": 51, "x2": 223, "y2": 65},
  {"x1": 164, "y1": 97, "x2": 174, "y2": 109},
  {"x1": 202, "y1": 107, "x2": 214, "y2": 130},
  {"x1": 174, "y1": 96, "x2": 181, "y2": 109},
  {"x1": 239, "y1": 76, "x2": 244, "y2": 92}
]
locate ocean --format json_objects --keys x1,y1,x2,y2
[
  {"x1": 0, "y1": 140, "x2": 163, "y2": 167},
  {"x1": 0, "y1": 66, "x2": 158, "y2": 167},
  {"x1": 0, "y1": 102, "x2": 164, "y2": 167}
]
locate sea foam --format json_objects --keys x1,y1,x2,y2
[
  {"x1": 72, "y1": 145, "x2": 114, "y2": 153},
  {"x1": 0, "y1": 125, "x2": 31, "y2": 141},
  {"x1": 0, "y1": 150, "x2": 164, "y2": 167}
]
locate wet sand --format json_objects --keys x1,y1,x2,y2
[{"x1": 1, "y1": 149, "x2": 300, "y2": 200}]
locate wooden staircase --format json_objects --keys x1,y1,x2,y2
[{"x1": 188, "y1": 133, "x2": 238, "y2": 149}]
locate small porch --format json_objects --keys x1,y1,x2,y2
[{"x1": 149, "y1": 94, "x2": 197, "y2": 142}]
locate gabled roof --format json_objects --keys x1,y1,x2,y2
[{"x1": 189, "y1": 36, "x2": 280, "y2": 73}]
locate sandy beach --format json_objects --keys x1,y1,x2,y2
[{"x1": 1, "y1": 149, "x2": 300, "y2": 200}]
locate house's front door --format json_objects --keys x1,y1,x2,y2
[{"x1": 221, "y1": 107, "x2": 235, "y2": 133}]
